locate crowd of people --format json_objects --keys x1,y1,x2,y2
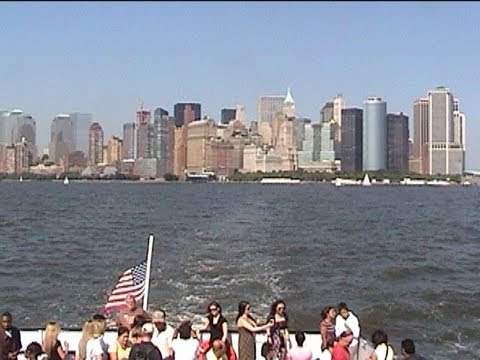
[{"x1": 0, "y1": 296, "x2": 426, "y2": 360}]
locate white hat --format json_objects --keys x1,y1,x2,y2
[{"x1": 141, "y1": 322, "x2": 154, "y2": 334}]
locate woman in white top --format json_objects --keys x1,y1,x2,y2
[
  {"x1": 86, "y1": 319, "x2": 109, "y2": 360},
  {"x1": 171, "y1": 321, "x2": 198, "y2": 360},
  {"x1": 368, "y1": 329, "x2": 394, "y2": 360}
]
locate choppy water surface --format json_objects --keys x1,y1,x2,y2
[{"x1": 0, "y1": 182, "x2": 479, "y2": 358}]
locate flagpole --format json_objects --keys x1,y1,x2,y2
[{"x1": 143, "y1": 234, "x2": 154, "y2": 312}]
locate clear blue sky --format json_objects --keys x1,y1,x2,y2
[{"x1": 2, "y1": 2, "x2": 479, "y2": 169}]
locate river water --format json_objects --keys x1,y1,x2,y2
[{"x1": 0, "y1": 181, "x2": 478, "y2": 358}]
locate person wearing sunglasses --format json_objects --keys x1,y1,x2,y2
[
  {"x1": 266, "y1": 299, "x2": 290, "y2": 360},
  {"x1": 204, "y1": 301, "x2": 228, "y2": 346}
]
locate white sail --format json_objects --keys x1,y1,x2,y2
[
  {"x1": 362, "y1": 173, "x2": 371, "y2": 186},
  {"x1": 63, "y1": 176, "x2": 70, "y2": 185}
]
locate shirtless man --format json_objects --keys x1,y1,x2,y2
[{"x1": 115, "y1": 295, "x2": 150, "y2": 329}]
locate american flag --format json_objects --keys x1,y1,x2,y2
[{"x1": 103, "y1": 260, "x2": 147, "y2": 314}]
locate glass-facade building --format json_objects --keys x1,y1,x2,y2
[{"x1": 363, "y1": 97, "x2": 387, "y2": 171}]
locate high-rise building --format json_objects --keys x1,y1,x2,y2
[
  {"x1": 341, "y1": 108, "x2": 363, "y2": 173},
  {"x1": 174, "y1": 103, "x2": 201, "y2": 127},
  {"x1": 283, "y1": 88, "x2": 295, "y2": 118},
  {"x1": 387, "y1": 113, "x2": 409, "y2": 172},
  {"x1": 49, "y1": 114, "x2": 75, "y2": 164},
  {"x1": 320, "y1": 102, "x2": 334, "y2": 123},
  {"x1": 256, "y1": 95, "x2": 284, "y2": 125},
  {"x1": 88, "y1": 122, "x2": 104, "y2": 165},
  {"x1": 363, "y1": 97, "x2": 387, "y2": 171},
  {"x1": 235, "y1": 104, "x2": 246, "y2": 123},
  {"x1": 136, "y1": 107, "x2": 152, "y2": 159},
  {"x1": 297, "y1": 122, "x2": 313, "y2": 167},
  {"x1": 153, "y1": 108, "x2": 174, "y2": 177},
  {"x1": 320, "y1": 121, "x2": 335, "y2": 162},
  {"x1": 186, "y1": 118, "x2": 216, "y2": 173},
  {"x1": 106, "y1": 136, "x2": 123, "y2": 165},
  {"x1": 122, "y1": 123, "x2": 135, "y2": 160},
  {"x1": 70, "y1": 112, "x2": 93, "y2": 155},
  {"x1": 333, "y1": 94, "x2": 346, "y2": 126},
  {"x1": 411, "y1": 98, "x2": 429, "y2": 174},
  {"x1": 220, "y1": 108, "x2": 236, "y2": 124},
  {"x1": 427, "y1": 86, "x2": 464, "y2": 174}
]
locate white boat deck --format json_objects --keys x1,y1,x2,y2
[{"x1": 15, "y1": 328, "x2": 373, "y2": 360}]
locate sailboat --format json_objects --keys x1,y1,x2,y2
[
  {"x1": 19, "y1": 176, "x2": 23, "y2": 182},
  {"x1": 362, "y1": 173, "x2": 371, "y2": 186},
  {"x1": 63, "y1": 176, "x2": 70, "y2": 185}
]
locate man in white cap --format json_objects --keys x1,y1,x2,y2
[
  {"x1": 128, "y1": 323, "x2": 162, "y2": 360},
  {"x1": 151, "y1": 310, "x2": 174, "y2": 360}
]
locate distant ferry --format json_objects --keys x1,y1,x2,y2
[
  {"x1": 260, "y1": 178, "x2": 301, "y2": 184},
  {"x1": 185, "y1": 171, "x2": 216, "y2": 182}
]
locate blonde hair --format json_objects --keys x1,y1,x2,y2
[
  {"x1": 91, "y1": 318, "x2": 106, "y2": 338},
  {"x1": 78, "y1": 320, "x2": 94, "y2": 360},
  {"x1": 43, "y1": 321, "x2": 61, "y2": 358}
]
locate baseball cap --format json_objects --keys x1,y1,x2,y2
[
  {"x1": 151, "y1": 311, "x2": 165, "y2": 322},
  {"x1": 142, "y1": 322, "x2": 155, "y2": 334}
]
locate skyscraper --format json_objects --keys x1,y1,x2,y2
[
  {"x1": 136, "y1": 107, "x2": 152, "y2": 159},
  {"x1": 256, "y1": 95, "x2": 284, "y2": 125},
  {"x1": 153, "y1": 107, "x2": 174, "y2": 177},
  {"x1": 122, "y1": 123, "x2": 135, "y2": 160},
  {"x1": 88, "y1": 122, "x2": 104, "y2": 165},
  {"x1": 283, "y1": 88, "x2": 295, "y2": 118},
  {"x1": 363, "y1": 97, "x2": 387, "y2": 171},
  {"x1": 220, "y1": 108, "x2": 236, "y2": 124},
  {"x1": 235, "y1": 104, "x2": 246, "y2": 123},
  {"x1": 70, "y1": 112, "x2": 93, "y2": 155},
  {"x1": 427, "y1": 86, "x2": 464, "y2": 174},
  {"x1": 412, "y1": 98, "x2": 429, "y2": 174},
  {"x1": 341, "y1": 108, "x2": 363, "y2": 173},
  {"x1": 320, "y1": 102, "x2": 334, "y2": 123},
  {"x1": 387, "y1": 113, "x2": 409, "y2": 172},
  {"x1": 174, "y1": 103, "x2": 201, "y2": 127},
  {"x1": 49, "y1": 114, "x2": 75, "y2": 164}
]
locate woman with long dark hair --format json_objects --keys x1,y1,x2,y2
[
  {"x1": 236, "y1": 301, "x2": 273, "y2": 360},
  {"x1": 319, "y1": 306, "x2": 336, "y2": 351},
  {"x1": 266, "y1": 299, "x2": 289, "y2": 360}
]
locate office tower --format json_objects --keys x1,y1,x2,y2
[
  {"x1": 186, "y1": 118, "x2": 216, "y2": 173},
  {"x1": 341, "y1": 108, "x2": 363, "y2": 173},
  {"x1": 412, "y1": 98, "x2": 429, "y2": 174},
  {"x1": 312, "y1": 123, "x2": 322, "y2": 162},
  {"x1": 387, "y1": 113, "x2": 409, "y2": 172},
  {"x1": 153, "y1": 107, "x2": 173, "y2": 177},
  {"x1": 70, "y1": 112, "x2": 93, "y2": 155},
  {"x1": 174, "y1": 103, "x2": 201, "y2": 127},
  {"x1": 292, "y1": 117, "x2": 306, "y2": 151},
  {"x1": 333, "y1": 94, "x2": 345, "y2": 126},
  {"x1": 0, "y1": 111, "x2": 10, "y2": 144},
  {"x1": 256, "y1": 95, "x2": 284, "y2": 125},
  {"x1": 49, "y1": 114, "x2": 75, "y2": 164},
  {"x1": 320, "y1": 121, "x2": 335, "y2": 162},
  {"x1": 88, "y1": 122, "x2": 104, "y2": 165},
  {"x1": 363, "y1": 97, "x2": 387, "y2": 171},
  {"x1": 283, "y1": 88, "x2": 295, "y2": 118},
  {"x1": 220, "y1": 108, "x2": 236, "y2": 124},
  {"x1": 136, "y1": 107, "x2": 152, "y2": 159},
  {"x1": 106, "y1": 136, "x2": 123, "y2": 165},
  {"x1": 235, "y1": 104, "x2": 246, "y2": 123},
  {"x1": 427, "y1": 86, "x2": 464, "y2": 174},
  {"x1": 320, "y1": 102, "x2": 334, "y2": 123},
  {"x1": 123, "y1": 123, "x2": 135, "y2": 159},
  {"x1": 297, "y1": 122, "x2": 313, "y2": 167}
]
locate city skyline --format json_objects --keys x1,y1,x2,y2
[{"x1": 1, "y1": 2, "x2": 479, "y2": 168}]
